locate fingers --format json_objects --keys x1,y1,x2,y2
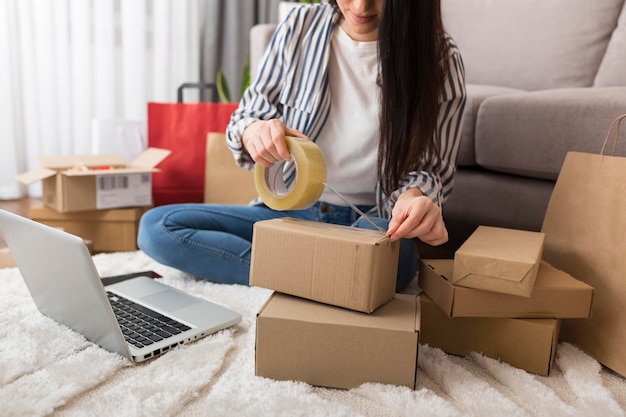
[
  {"x1": 243, "y1": 120, "x2": 310, "y2": 167},
  {"x1": 284, "y1": 127, "x2": 309, "y2": 139},
  {"x1": 387, "y1": 196, "x2": 448, "y2": 246}
]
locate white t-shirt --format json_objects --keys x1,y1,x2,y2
[{"x1": 316, "y1": 25, "x2": 379, "y2": 206}]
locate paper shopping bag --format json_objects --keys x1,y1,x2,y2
[
  {"x1": 204, "y1": 132, "x2": 257, "y2": 205},
  {"x1": 148, "y1": 83, "x2": 238, "y2": 206},
  {"x1": 541, "y1": 113, "x2": 626, "y2": 377}
]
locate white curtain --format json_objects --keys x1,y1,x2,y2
[{"x1": 0, "y1": 0, "x2": 204, "y2": 199}]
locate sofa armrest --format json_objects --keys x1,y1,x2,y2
[{"x1": 475, "y1": 87, "x2": 626, "y2": 181}]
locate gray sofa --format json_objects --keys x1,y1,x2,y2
[{"x1": 249, "y1": 0, "x2": 626, "y2": 248}]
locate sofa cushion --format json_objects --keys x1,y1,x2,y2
[
  {"x1": 441, "y1": 0, "x2": 624, "y2": 91},
  {"x1": 457, "y1": 85, "x2": 524, "y2": 167},
  {"x1": 594, "y1": 2, "x2": 626, "y2": 87},
  {"x1": 474, "y1": 87, "x2": 626, "y2": 181},
  {"x1": 444, "y1": 169, "x2": 555, "y2": 232}
]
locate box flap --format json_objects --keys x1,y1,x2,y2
[
  {"x1": 420, "y1": 259, "x2": 594, "y2": 318},
  {"x1": 130, "y1": 147, "x2": 171, "y2": 169},
  {"x1": 38, "y1": 154, "x2": 128, "y2": 169},
  {"x1": 261, "y1": 217, "x2": 387, "y2": 245},
  {"x1": 14, "y1": 168, "x2": 58, "y2": 185},
  {"x1": 455, "y1": 256, "x2": 535, "y2": 284}
]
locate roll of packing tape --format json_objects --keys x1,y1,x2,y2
[{"x1": 254, "y1": 136, "x2": 327, "y2": 210}]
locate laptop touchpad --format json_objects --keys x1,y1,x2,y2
[{"x1": 142, "y1": 290, "x2": 201, "y2": 312}]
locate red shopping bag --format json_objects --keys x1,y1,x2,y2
[{"x1": 148, "y1": 83, "x2": 239, "y2": 206}]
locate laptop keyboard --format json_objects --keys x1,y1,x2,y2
[{"x1": 107, "y1": 292, "x2": 191, "y2": 349}]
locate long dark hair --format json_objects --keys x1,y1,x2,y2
[
  {"x1": 328, "y1": 0, "x2": 449, "y2": 196},
  {"x1": 378, "y1": 0, "x2": 449, "y2": 195}
]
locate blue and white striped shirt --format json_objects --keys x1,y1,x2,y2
[{"x1": 226, "y1": 3, "x2": 466, "y2": 218}]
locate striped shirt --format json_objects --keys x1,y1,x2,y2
[{"x1": 226, "y1": 3, "x2": 466, "y2": 218}]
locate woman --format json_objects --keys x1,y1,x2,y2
[{"x1": 138, "y1": 0, "x2": 466, "y2": 291}]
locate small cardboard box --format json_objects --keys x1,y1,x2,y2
[
  {"x1": 453, "y1": 226, "x2": 545, "y2": 297},
  {"x1": 250, "y1": 218, "x2": 399, "y2": 313},
  {"x1": 16, "y1": 148, "x2": 170, "y2": 213},
  {"x1": 256, "y1": 292, "x2": 420, "y2": 389},
  {"x1": 30, "y1": 204, "x2": 148, "y2": 252},
  {"x1": 204, "y1": 133, "x2": 257, "y2": 205},
  {"x1": 419, "y1": 294, "x2": 560, "y2": 376},
  {"x1": 419, "y1": 259, "x2": 593, "y2": 318}
]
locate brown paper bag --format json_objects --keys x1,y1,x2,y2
[
  {"x1": 541, "y1": 113, "x2": 626, "y2": 377},
  {"x1": 204, "y1": 132, "x2": 257, "y2": 205}
]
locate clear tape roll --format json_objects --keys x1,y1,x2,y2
[{"x1": 254, "y1": 136, "x2": 327, "y2": 210}]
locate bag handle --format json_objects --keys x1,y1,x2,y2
[
  {"x1": 177, "y1": 83, "x2": 216, "y2": 103},
  {"x1": 600, "y1": 113, "x2": 626, "y2": 156}
]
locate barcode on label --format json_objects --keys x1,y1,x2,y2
[{"x1": 98, "y1": 175, "x2": 130, "y2": 191}]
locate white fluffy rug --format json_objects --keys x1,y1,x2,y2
[{"x1": 1, "y1": 250, "x2": 625, "y2": 417}]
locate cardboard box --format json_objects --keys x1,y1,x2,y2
[
  {"x1": 16, "y1": 148, "x2": 170, "y2": 212},
  {"x1": 453, "y1": 226, "x2": 545, "y2": 297},
  {"x1": 0, "y1": 247, "x2": 16, "y2": 268},
  {"x1": 256, "y1": 292, "x2": 420, "y2": 389},
  {"x1": 419, "y1": 259, "x2": 593, "y2": 318},
  {"x1": 30, "y1": 205, "x2": 148, "y2": 252},
  {"x1": 204, "y1": 133, "x2": 258, "y2": 205},
  {"x1": 250, "y1": 218, "x2": 399, "y2": 313},
  {"x1": 419, "y1": 294, "x2": 559, "y2": 376}
]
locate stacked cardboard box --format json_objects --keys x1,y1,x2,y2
[
  {"x1": 251, "y1": 218, "x2": 421, "y2": 389},
  {"x1": 30, "y1": 205, "x2": 148, "y2": 253},
  {"x1": 252, "y1": 221, "x2": 594, "y2": 388},
  {"x1": 14, "y1": 149, "x2": 169, "y2": 252},
  {"x1": 418, "y1": 226, "x2": 594, "y2": 376}
]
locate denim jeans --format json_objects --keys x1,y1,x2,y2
[{"x1": 137, "y1": 202, "x2": 418, "y2": 291}]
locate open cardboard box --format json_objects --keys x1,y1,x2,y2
[
  {"x1": 256, "y1": 292, "x2": 420, "y2": 389},
  {"x1": 419, "y1": 294, "x2": 560, "y2": 376},
  {"x1": 250, "y1": 218, "x2": 399, "y2": 313},
  {"x1": 16, "y1": 148, "x2": 170, "y2": 213},
  {"x1": 419, "y1": 259, "x2": 593, "y2": 318},
  {"x1": 453, "y1": 226, "x2": 545, "y2": 297}
]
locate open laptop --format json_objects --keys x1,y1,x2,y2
[{"x1": 0, "y1": 209, "x2": 241, "y2": 363}]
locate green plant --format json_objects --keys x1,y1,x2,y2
[{"x1": 216, "y1": 52, "x2": 251, "y2": 103}]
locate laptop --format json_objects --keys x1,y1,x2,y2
[{"x1": 0, "y1": 209, "x2": 241, "y2": 363}]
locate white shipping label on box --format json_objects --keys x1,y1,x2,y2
[{"x1": 96, "y1": 173, "x2": 152, "y2": 209}]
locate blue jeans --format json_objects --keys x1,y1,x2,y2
[{"x1": 137, "y1": 202, "x2": 418, "y2": 291}]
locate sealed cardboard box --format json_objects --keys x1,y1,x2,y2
[
  {"x1": 204, "y1": 133, "x2": 257, "y2": 205},
  {"x1": 30, "y1": 205, "x2": 148, "y2": 252},
  {"x1": 250, "y1": 218, "x2": 399, "y2": 313},
  {"x1": 16, "y1": 148, "x2": 170, "y2": 212},
  {"x1": 419, "y1": 294, "x2": 559, "y2": 376},
  {"x1": 256, "y1": 292, "x2": 420, "y2": 389},
  {"x1": 419, "y1": 259, "x2": 593, "y2": 318},
  {"x1": 453, "y1": 226, "x2": 545, "y2": 297}
]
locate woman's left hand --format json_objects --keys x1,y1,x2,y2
[{"x1": 386, "y1": 188, "x2": 449, "y2": 246}]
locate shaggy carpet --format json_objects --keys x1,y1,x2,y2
[{"x1": 1, "y1": 250, "x2": 625, "y2": 417}]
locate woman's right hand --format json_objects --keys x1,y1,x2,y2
[{"x1": 241, "y1": 120, "x2": 308, "y2": 168}]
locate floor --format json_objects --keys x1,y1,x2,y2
[{"x1": 0, "y1": 198, "x2": 41, "y2": 249}]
